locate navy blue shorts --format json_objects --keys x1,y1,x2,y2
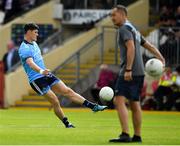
[
  {"x1": 30, "y1": 74, "x2": 60, "y2": 95},
  {"x1": 115, "y1": 76, "x2": 144, "y2": 101}
]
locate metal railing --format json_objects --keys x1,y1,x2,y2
[
  {"x1": 40, "y1": 28, "x2": 63, "y2": 54},
  {"x1": 53, "y1": 26, "x2": 118, "y2": 84},
  {"x1": 54, "y1": 25, "x2": 180, "y2": 86},
  {"x1": 101, "y1": 26, "x2": 118, "y2": 65},
  {"x1": 141, "y1": 27, "x2": 180, "y2": 67},
  {"x1": 6, "y1": 61, "x2": 21, "y2": 74},
  {"x1": 158, "y1": 27, "x2": 180, "y2": 67},
  {"x1": 53, "y1": 33, "x2": 104, "y2": 82}
]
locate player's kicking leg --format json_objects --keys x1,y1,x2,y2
[
  {"x1": 51, "y1": 81, "x2": 107, "y2": 112},
  {"x1": 30, "y1": 74, "x2": 107, "y2": 128}
]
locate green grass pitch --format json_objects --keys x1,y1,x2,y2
[{"x1": 0, "y1": 108, "x2": 180, "y2": 145}]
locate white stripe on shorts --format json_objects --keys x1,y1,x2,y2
[{"x1": 32, "y1": 81, "x2": 43, "y2": 95}]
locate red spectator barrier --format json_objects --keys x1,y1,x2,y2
[{"x1": 0, "y1": 61, "x2": 4, "y2": 108}]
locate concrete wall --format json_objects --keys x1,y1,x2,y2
[
  {"x1": 43, "y1": 29, "x2": 101, "y2": 69},
  {"x1": 4, "y1": 68, "x2": 29, "y2": 106},
  {"x1": 0, "y1": 1, "x2": 59, "y2": 59},
  {"x1": 103, "y1": 28, "x2": 116, "y2": 52},
  {"x1": 128, "y1": 0, "x2": 149, "y2": 29},
  {"x1": 4, "y1": 0, "x2": 149, "y2": 107},
  {"x1": 79, "y1": 38, "x2": 101, "y2": 64}
]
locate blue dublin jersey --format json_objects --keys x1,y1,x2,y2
[{"x1": 18, "y1": 40, "x2": 46, "y2": 83}]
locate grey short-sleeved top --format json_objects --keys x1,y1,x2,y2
[{"x1": 117, "y1": 20, "x2": 145, "y2": 76}]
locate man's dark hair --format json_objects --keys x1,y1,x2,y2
[
  {"x1": 114, "y1": 5, "x2": 127, "y2": 16},
  {"x1": 24, "y1": 23, "x2": 39, "y2": 34}
]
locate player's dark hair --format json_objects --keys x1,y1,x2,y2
[
  {"x1": 114, "y1": 5, "x2": 127, "y2": 16},
  {"x1": 24, "y1": 23, "x2": 39, "y2": 34}
]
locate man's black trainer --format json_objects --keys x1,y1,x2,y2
[{"x1": 109, "y1": 132, "x2": 131, "y2": 142}]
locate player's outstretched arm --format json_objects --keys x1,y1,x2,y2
[
  {"x1": 142, "y1": 41, "x2": 165, "y2": 65},
  {"x1": 26, "y1": 58, "x2": 50, "y2": 75}
]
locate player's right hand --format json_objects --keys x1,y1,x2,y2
[{"x1": 42, "y1": 69, "x2": 51, "y2": 75}]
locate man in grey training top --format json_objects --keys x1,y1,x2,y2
[{"x1": 109, "y1": 5, "x2": 165, "y2": 142}]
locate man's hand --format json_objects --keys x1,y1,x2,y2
[
  {"x1": 142, "y1": 41, "x2": 165, "y2": 67},
  {"x1": 159, "y1": 57, "x2": 166, "y2": 67},
  {"x1": 42, "y1": 69, "x2": 51, "y2": 75},
  {"x1": 157, "y1": 57, "x2": 165, "y2": 73},
  {"x1": 124, "y1": 71, "x2": 132, "y2": 81}
]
